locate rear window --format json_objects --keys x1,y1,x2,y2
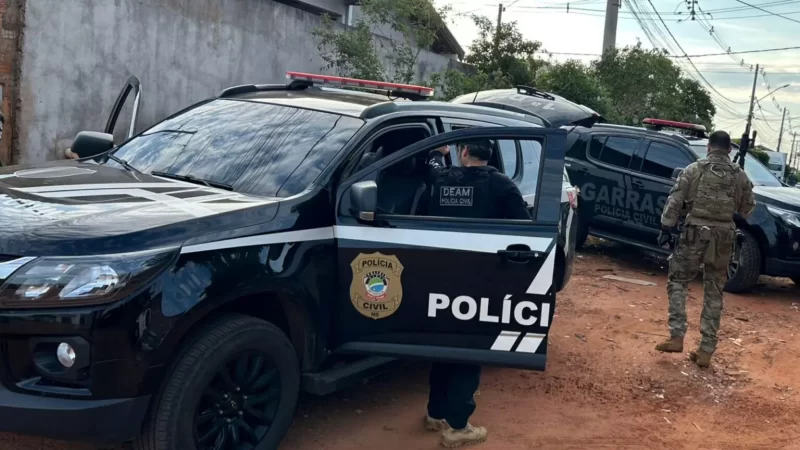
[
  {"x1": 589, "y1": 135, "x2": 638, "y2": 169},
  {"x1": 108, "y1": 99, "x2": 364, "y2": 197}
]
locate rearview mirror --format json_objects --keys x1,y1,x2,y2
[
  {"x1": 71, "y1": 131, "x2": 114, "y2": 160},
  {"x1": 349, "y1": 181, "x2": 377, "y2": 222},
  {"x1": 671, "y1": 168, "x2": 684, "y2": 181}
]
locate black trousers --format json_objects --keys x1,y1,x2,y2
[{"x1": 427, "y1": 363, "x2": 481, "y2": 430}]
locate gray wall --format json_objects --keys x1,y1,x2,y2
[{"x1": 18, "y1": 0, "x2": 462, "y2": 163}]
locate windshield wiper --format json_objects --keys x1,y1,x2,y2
[
  {"x1": 151, "y1": 171, "x2": 233, "y2": 191},
  {"x1": 141, "y1": 129, "x2": 197, "y2": 136},
  {"x1": 107, "y1": 154, "x2": 142, "y2": 174}
]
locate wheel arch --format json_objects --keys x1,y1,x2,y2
[
  {"x1": 735, "y1": 219, "x2": 768, "y2": 270},
  {"x1": 151, "y1": 292, "x2": 318, "y2": 375}
]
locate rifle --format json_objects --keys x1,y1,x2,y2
[{"x1": 733, "y1": 133, "x2": 749, "y2": 169}]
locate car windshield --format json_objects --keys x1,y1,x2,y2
[
  {"x1": 689, "y1": 144, "x2": 783, "y2": 187},
  {"x1": 107, "y1": 99, "x2": 364, "y2": 197}
]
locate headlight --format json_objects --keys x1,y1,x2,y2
[
  {"x1": 0, "y1": 248, "x2": 178, "y2": 308},
  {"x1": 767, "y1": 205, "x2": 800, "y2": 228}
]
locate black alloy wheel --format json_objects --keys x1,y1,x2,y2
[
  {"x1": 194, "y1": 352, "x2": 281, "y2": 450},
  {"x1": 134, "y1": 315, "x2": 299, "y2": 450}
]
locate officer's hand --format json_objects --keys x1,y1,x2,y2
[
  {"x1": 657, "y1": 230, "x2": 671, "y2": 247},
  {"x1": 434, "y1": 145, "x2": 450, "y2": 155}
]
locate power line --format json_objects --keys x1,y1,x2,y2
[
  {"x1": 733, "y1": 0, "x2": 800, "y2": 24},
  {"x1": 669, "y1": 45, "x2": 800, "y2": 58},
  {"x1": 643, "y1": 0, "x2": 751, "y2": 106}
]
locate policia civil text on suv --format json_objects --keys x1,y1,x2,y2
[
  {"x1": 655, "y1": 131, "x2": 755, "y2": 367},
  {"x1": 421, "y1": 139, "x2": 531, "y2": 448}
]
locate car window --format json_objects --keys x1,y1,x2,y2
[
  {"x1": 107, "y1": 99, "x2": 364, "y2": 198},
  {"x1": 689, "y1": 144, "x2": 783, "y2": 187},
  {"x1": 518, "y1": 140, "x2": 542, "y2": 195},
  {"x1": 598, "y1": 136, "x2": 638, "y2": 168},
  {"x1": 498, "y1": 140, "x2": 518, "y2": 178},
  {"x1": 588, "y1": 135, "x2": 605, "y2": 159},
  {"x1": 640, "y1": 141, "x2": 693, "y2": 178}
]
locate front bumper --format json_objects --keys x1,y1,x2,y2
[
  {"x1": 764, "y1": 257, "x2": 800, "y2": 279},
  {"x1": 0, "y1": 385, "x2": 149, "y2": 442}
]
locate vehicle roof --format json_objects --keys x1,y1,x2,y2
[
  {"x1": 225, "y1": 86, "x2": 544, "y2": 125},
  {"x1": 451, "y1": 87, "x2": 601, "y2": 128},
  {"x1": 589, "y1": 123, "x2": 691, "y2": 145}
]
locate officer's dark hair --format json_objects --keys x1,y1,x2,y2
[
  {"x1": 708, "y1": 130, "x2": 731, "y2": 151},
  {"x1": 459, "y1": 139, "x2": 493, "y2": 161}
]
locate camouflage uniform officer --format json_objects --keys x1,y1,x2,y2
[{"x1": 655, "y1": 130, "x2": 755, "y2": 367}]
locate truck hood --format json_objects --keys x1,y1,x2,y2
[
  {"x1": 753, "y1": 185, "x2": 800, "y2": 212},
  {"x1": 0, "y1": 162, "x2": 280, "y2": 256}
]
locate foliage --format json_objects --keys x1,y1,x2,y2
[
  {"x1": 463, "y1": 15, "x2": 544, "y2": 87},
  {"x1": 592, "y1": 43, "x2": 715, "y2": 127},
  {"x1": 312, "y1": 0, "x2": 449, "y2": 84},
  {"x1": 750, "y1": 149, "x2": 771, "y2": 166},
  {"x1": 425, "y1": 22, "x2": 716, "y2": 130},
  {"x1": 535, "y1": 59, "x2": 612, "y2": 116}
]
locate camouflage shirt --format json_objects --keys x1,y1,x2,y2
[{"x1": 661, "y1": 151, "x2": 756, "y2": 228}]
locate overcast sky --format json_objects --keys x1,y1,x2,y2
[{"x1": 437, "y1": 0, "x2": 800, "y2": 153}]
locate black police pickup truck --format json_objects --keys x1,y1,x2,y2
[
  {"x1": 453, "y1": 88, "x2": 800, "y2": 291},
  {"x1": 0, "y1": 73, "x2": 575, "y2": 449}
]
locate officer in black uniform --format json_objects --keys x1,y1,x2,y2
[{"x1": 422, "y1": 139, "x2": 531, "y2": 448}]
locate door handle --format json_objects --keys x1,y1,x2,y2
[
  {"x1": 497, "y1": 245, "x2": 544, "y2": 262},
  {"x1": 632, "y1": 180, "x2": 644, "y2": 188}
]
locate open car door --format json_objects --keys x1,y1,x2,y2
[
  {"x1": 104, "y1": 75, "x2": 142, "y2": 144},
  {"x1": 332, "y1": 127, "x2": 566, "y2": 370}
]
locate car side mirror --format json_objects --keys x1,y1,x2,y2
[
  {"x1": 71, "y1": 131, "x2": 114, "y2": 160},
  {"x1": 671, "y1": 168, "x2": 683, "y2": 180},
  {"x1": 350, "y1": 180, "x2": 377, "y2": 222}
]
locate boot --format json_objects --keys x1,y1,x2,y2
[
  {"x1": 441, "y1": 424, "x2": 488, "y2": 448},
  {"x1": 655, "y1": 336, "x2": 684, "y2": 353},
  {"x1": 425, "y1": 415, "x2": 448, "y2": 432},
  {"x1": 690, "y1": 349, "x2": 712, "y2": 368}
]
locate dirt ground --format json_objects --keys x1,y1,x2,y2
[{"x1": 4, "y1": 239, "x2": 800, "y2": 450}]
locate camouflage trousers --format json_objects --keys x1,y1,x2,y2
[{"x1": 666, "y1": 225, "x2": 734, "y2": 353}]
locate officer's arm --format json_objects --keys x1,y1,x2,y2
[
  {"x1": 660, "y1": 165, "x2": 695, "y2": 228},
  {"x1": 426, "y1": 151, "x2": 447, "y2": 182},
  {"x1": 497, "y1": 177, "x2": 532, "y2": 220},
  {"x1": 737, "y1": 172, "x2": 757, "y2": 219}
]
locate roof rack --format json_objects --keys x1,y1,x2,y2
[
  {"x1": 515, "y1": 85, "x2": 556, "y2": 101},
  {"x1": 592, "y1": 123, "x2": 691, "y2": 145},
  {"x1": 642, "y1": 118, "x2": 707, "y2": 138},
  {"x1": 286, "y1": 71, "x2": 433, "y2": 101}
]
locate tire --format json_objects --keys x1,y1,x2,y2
[
  {"x1": 134, "y1": 314, "x2": 299, "y2": 450},
  {"x1": 724, "y1": 229, "x2": 761, "y2": 293}
]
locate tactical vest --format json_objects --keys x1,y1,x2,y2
[
  {"x1": 426, "y1": 166, "x2": 492, "y2": 218},
  {"x1": 687, "y1": 157, "x2": 739, "y2": 224}
]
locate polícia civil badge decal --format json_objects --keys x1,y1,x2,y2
[{"x1": 350, "y1": 252, "x2": 404, "y2": 319}]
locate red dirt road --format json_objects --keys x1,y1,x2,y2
[{"x1": 4, "y1": 240, "x2": 800, "y2": 450}]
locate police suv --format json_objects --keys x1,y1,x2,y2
[
  {"x1": 0, "y1": 73, "x2": 576, "y2": 449},
  {"x1": 453, "y1": 88, "x2": 800, "y2": 291}
]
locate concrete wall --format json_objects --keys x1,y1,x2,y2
[{"x1": 17, "y1": 0, "x2": 463, "y2": 164}]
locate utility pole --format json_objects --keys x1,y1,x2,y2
[
  {"x1": 736, "y1": 63, "x2": 760, "y2": 167},
  {"x1": 790, "y1": 133, "x2": 797, "y2": 168},
  {"x1": 777, "y1": 107, "x2": 787, "y2": 151},
  {"x1": 494, "y1": 3, "x2": 505, "y2": 52},
  {"x1": 602, "y1": 0, "x2": 620, "y2": 54}
]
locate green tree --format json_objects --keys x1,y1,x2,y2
[
  {"x1": 535, "y1": 59, "x2": 612, "y2": 116},
  {"x1": 312, "y1": 0, "x2": 449, "y2": 83},
  {"x1": 463, "y1": 15, "x2": 544, "y2": 87},
  {"x1": 426, "y1": 15, "x2": 544, "y2": 100},
  {"x1": 592, "y1": 43, "x2": 716, "y2": 128}
]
